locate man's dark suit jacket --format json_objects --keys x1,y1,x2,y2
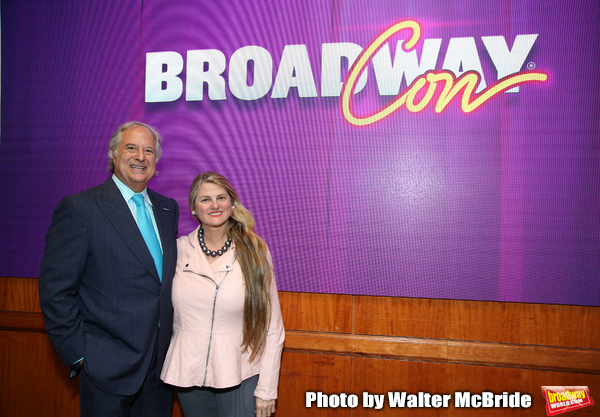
[{"x1": 39, "y1": 177, "x2": 179, "y2": 396}]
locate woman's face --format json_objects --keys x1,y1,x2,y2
[{"x1": 194, "y1": 182, "x2": 233, "y2": 228}]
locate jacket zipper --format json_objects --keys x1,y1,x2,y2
[
  {"x1": 182, "y1": 268, "x2": 230, "y2": 387},
  {"x1": 202, "y1": 278, "x2": 221, "y2": 386},
  {"x1": 183, "y1": 254, "x2": 234, "y2": 386}
]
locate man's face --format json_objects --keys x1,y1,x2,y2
[{"x1": 112, "y1": 125, "x2": 157, "y2": 192}]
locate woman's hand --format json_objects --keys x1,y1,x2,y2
[{"x1": 255, "y1": 398, "x2": 276, "y2": 417}]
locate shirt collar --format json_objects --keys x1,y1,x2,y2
[{"x1": 111, "y1": 175, "x2": 152, "y2": 206}]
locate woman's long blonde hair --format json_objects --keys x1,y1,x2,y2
[{"x1": 189, "y1": 171, "x2": 272, "y2": 362}]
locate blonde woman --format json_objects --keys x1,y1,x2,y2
[{"x1": 161, "y1": 172, "x2": 285, "y2": 417}]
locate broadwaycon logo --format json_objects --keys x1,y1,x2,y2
[{"x1": 145, "y1": 20, "x2": 548, "y2": 126}]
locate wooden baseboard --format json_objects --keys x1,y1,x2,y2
[
  {"x1": 4, "y1": 311, "x2": 595, "y2": 375},
  {"x1": 284, "y1": 330, "x2": 599, "y2": 374},
  {"x1": 0, "y1": 311, "x2": 46, "y2": 332}
]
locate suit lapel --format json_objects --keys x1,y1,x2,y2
[
  {"x1": 97, "y1": 178, "x2": 161, "y2": 283},
  {"x1": 148, "y1": 189, "x2": 175, "y2": 288}
]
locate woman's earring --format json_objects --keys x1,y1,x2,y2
[
  {"x1": 192, "y1": 211, "x2": 196, "y2": 215},
  {"x1": 232, "y1": 206, "x2": 235, "y2": 210}
]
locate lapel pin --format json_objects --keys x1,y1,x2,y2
[{"x1": 163, "y1": 207, "x2": 170, "y2": 211}]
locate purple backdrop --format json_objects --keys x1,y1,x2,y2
[{"x1": 1, "y1": 0, "x2": 598, "y2": 306}]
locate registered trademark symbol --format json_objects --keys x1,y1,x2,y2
[{"x1": 527, "y1": 62, "x2": 536, "y2": 70}]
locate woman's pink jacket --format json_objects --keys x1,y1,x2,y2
[{"x1": 161, "y1": 227, "x2": 285, "y2": 400}]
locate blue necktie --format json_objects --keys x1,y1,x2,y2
[{"x1": 132, "y1": 194, "x2": 163, "y2": 281}]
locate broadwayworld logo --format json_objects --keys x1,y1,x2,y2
[{"x1": 542, "y1": 386, "x2": 594, "y2": 416}]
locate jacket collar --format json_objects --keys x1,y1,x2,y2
[
  {"x1": 98, "y1": 178, "x2": 167, "y2": 284},
  {"x1": 185, "y1": 225, "x2": 236, "y2": 274}
]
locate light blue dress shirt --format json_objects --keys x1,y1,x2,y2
[{"x1": 112, "y1": 175, "x2": 163, "y2": 252}]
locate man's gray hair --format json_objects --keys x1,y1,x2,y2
[{"x1": 107, "y1": 121, "x2": 163, "y2": 173}]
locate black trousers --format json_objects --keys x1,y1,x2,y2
[
  {"x1": 177, "y1": 375, "x2": 259, "y2": 417},
  {"x1": 79, "y1": 336, "x2": 172, "y2": 417}
]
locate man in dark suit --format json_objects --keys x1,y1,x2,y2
[{"x1": 39, "y1": 121, "x2": 179, "y2": 416}]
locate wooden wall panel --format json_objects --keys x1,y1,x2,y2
[
  {"x1": 353, "y1": 296, "x2": 600, "y2": 349},
  {"x1": 443, "y1": 300, "x2": 600, "y2": 348},
  {"x1": 353, "y1": 296, "x2": 446, "y2": 338},
  {"x1": 0, "y1": 330, "x2": 78, "y2": 416},
  {"x1": 352, "y1": 358, "x2": 600, "y2": 416},
  {"x1": 2, "y1": 277, "x2": 599, "y2": 417},
  {"x1": 0, "y1": 277, "x2": 41, "y2": 313},
  {"x1": 278, "y1": 352, "x2": 353, "y2": 416},
  {"x1": 279, "y1": 291, "x2": 353, "y2": 333},
  {"x1": 279, "y1": 356, "x2": 600, "y2": 416}
]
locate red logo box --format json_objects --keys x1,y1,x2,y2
[{"x1": 541, "y1": 386, "x2": 594, "y2": 416}]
